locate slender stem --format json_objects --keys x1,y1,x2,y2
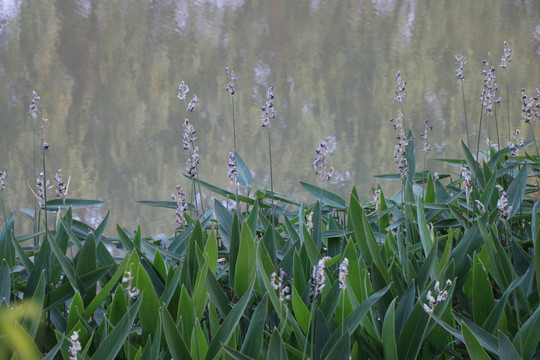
[
  {"x1": 529, "y1": 122, "x2": 539, "y2": 156},
  {"x1": 267, "y1": 128, "x2": 275, "y2": 221},
  {"x1": 476, "y1": 105, "x2": 484, "y2": 161},
  {"x1": 505, "y1": 70, "x2": 511, "y2": 143},
  {"x1": 461, "y1": 80, "x2": 470, "y2": 149},
  {"x1": 231, "y1": 96, "x2": 239, "y2": 212},
  {"x1": 494, "y1": 106, "x2": 500, "y2": 154}
]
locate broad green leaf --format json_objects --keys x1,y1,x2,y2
[
  {"x1": 92, "y1": 296, "x2": 142, "y2": 360},
  {"x1": 472, "y1": 254, "x2": 494, "y2": 325},
  {"x1": 234, "y1": 223, "x2": 256, "y2": 298},
  {"x1": 22, "y1": 271, "x2": 45, "y2": 340},
  {"x1": 235, "y1": 151, "x2": 253, "y2": 186},
  {"x1": 0, "y1": 317, "x2": 41, "y2": 360},
  {"x1": 0, "y1": 213, "x2": 15, "y2": 267},
  {"x1": 47, "y1": 230, "x2": 83, "y2": 292},
  {"x1": 267, "y1": 331, "x2": 288, "y2": 360},
  {"x1": 0, "y1": 259, "x2": 10, "y2": 304},
  {"x1": 84, "y1": 256, "x2": 128, "y2": 318},
  {"x1": 67, "y1": 292, "x2": 84, "y2": 333},
  {"x1": 498, "y1": 331, "x2": 521, "y2": 360},
  {"x1": 222, "y1": 346, "x2": 256, "y2": 360},
  {"x1": 291, "y1": 285, "x2": 310, "y2": 333},
  {"x1": 506, "y1": 163, "x2": 527, "y2": 219},
  {"x1": 382, "y1": 299, "x2": 398, "y2": 360},
  {"x1": 513, "y1": 304, "x2": 540, "y2": 360},
  {"x1": 135, "y1": 200, "x2": 176, "y2": 209},
  {"x1": 462, "y1": 140, "x2": 484, "y2": 189},
  {"x1": 136, "y1": 263, "x2": 161, "y2": 337},
  {"x1": 462, "y1": 321, "x2": 491, "y2": 360},
  {"x1": 43, "y1": 198, "x2": 105, "y2": 211},
  {"x1": 416, "y1": 196, "x2": 434, "y2": 257},
  {"x1": 323, "y1": 330, "x2": 350, "y2": 360},
  {"x1": 204, "y1": 230, "x2": 218, "y2": 274},
  {"x1": 205, "y1": 269, "x2": 232, "y2": 317},
  {"x1": 190, "y1": 320, "x2": 208, "y2": 360},
  {"x1": 205, "y1": 283, "x2": 254, "y2": 360},
  {"x1": 161, "y1": 305, "x2": 192, "y2": 360},
  {"x1": 482, "y1": 273, "x2": 525, "y2": 333},
  {"x1": 159, "y1": 263, "x2": 182, "y2": 306},
  {"x1": 241, "y1": 295, "x2": 268, "y2": 358},
  {"x1": 321, "y1": 284, "x2": 391, "y2": 358},
  {"x1": 183, "y1": 175, "x2": 254, "y2": 204},
  {"x1": 299, "y1": 181, "x2": 346, "y2": 209}
]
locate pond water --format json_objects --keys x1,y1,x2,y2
[{"x1": 1, "y1": 0, "x2": 539, "y2": 236}]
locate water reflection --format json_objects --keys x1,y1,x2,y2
[{"x1": 0, "y1": 0, "x2": 539, "y2": 236}]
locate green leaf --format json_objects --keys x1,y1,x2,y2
[
  {"x1": 513, "y1": 303, "x2": 540, "y2": 360},
  {"x1": 462, "y1": 321, "x2": 491, "y2": 360},
  {"x1": 0, "y1": 259, "x2": 10, "y2": 304},
  {"x1": 43, "y1": 198, "x2": 105, "y2": 211},
  {"x1": 323, "y1": 330, "x2": 350, "y2": 360},
  {"x1": 0, "y1": 213, "x2": 15, "y2": 267},
  {"x1": 22, "y1": 271, "x2": 45, "y2": 340},
  {"x1": 222, "y1": 346, "x2": 256, "y2": 360},
  {"x1": 299, "y1": 181, "x2": 347, "y2": 209},
  {"x1": 235, "y1": 151, "x2": 253, "y2": 186},
  {"x1": 234, "y1": 222, "x2": 256, "y2": 298},
  {"x1": 67, "y1": 292, "x2": 84, "y2": 333},
  {"x1": 92, "y1": 295, "x2": 142, "y2": 360},
  {"x1": 47, "y1": 230, "x2": 83, "y2": 292},
  {"x1": 136, "y1": 200, "x2": 176, "y2": 209},
  {"x1": 498, "y1": 331, "x2": 521, "y2": 360},
  {"x1": 382, "y1": 299, "x2": 398, "y2": 360},
  {"x1": 205, "y1": 283, "x2": 254, "y2": 360},
  {"x1": 267, "y1": 331, "x2": 288, "y2": 360},
  {"x1": 462, "y1": 140, "x2": 484, "y2": 189},
  {"x1": 321, "y1": 284, "x2": 391, "y2": 358},
  {"x1": 136, "y1": 263, "x2": 161, "y2": 337},
  {"x1": 84, "y1": 256, "x2": 128, "y2": 318},
  {"x1": 183, "y1": 174, "x2": 254, "y2": 204},
  {"x1": 472, "y1": 254, "x2": 494, "y2": 325},
  {"x1": 291, "y1": 285, "x2": 310, "y2": 333},
  {"x1": 506, "y1": 163, "x2": 527, "y2": 219},
  {"x1": 241, "y1": 295, "x2": 268, "y2": 358},
  {"x1": 482, "y1": 273, "x2": 525, "y2": 333},
  {"x1": 161, "y1": 305, "x2": 193, "y2": 360}
]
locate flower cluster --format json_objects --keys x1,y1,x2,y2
[
  {"x1": 461, "y1": 166, "x2": 472, "y2": 204},
  {"x1": 306, "y1": 211, "x2": 313, "y2": 233},
  {"x1": 500, "y1": 41, "x2": 512, "y2": 69},
  {"x1": 390, "y1": 112, "x2": 409, "y2": 177},
  {"x1": 312, "y1": 256, "x2": 331, "y2": 295},
  {"x1": 0, "y1": 170, "x2": 6, "y2": 191},
  {"x1": 508, "y1": 129, "x2": 524, "y2": 157},
  {"x1": 122, "y1": 271, "x2": 140, "y2": 299},
  {"x1": 187, "y1": 95, "x2": 198, "y2": 112},
  {"x1": 480, "y1": 55, "x2": 500, "y2": 116},
  {"x1": 261, "y1": 86, "x2": 276, "y2": 127},
  {"x1": 373, "y1": 188, "x2": 381, "y2": 211},
  {"x1": 338, "y1": 258, "x2": 349, "y2": 289},
  {"x1": 423, "y1": 279, "x2": 452, "y2": 314},
  {"x1": 55, "y1": 169, "x2": 68, "y2": 200},
  {"x1": 313, "y1": 136, "x2": 335, "y2": 182},
  {"x1": 171, "y1": 185, "x2": 187, "y2": 226},
  {"x1": 455, "y1": 53, "x2": 467, "y2": 80},
  {"x1": 420, "y1": 119, "x2": 433, "y2": 152},
  {"x1": 225, "y1": 67, "x2": 237, "y2": 95},
  {"x1": 227, "y1": 152, "x2": 238, "y2": 185},
  {"x1": 177, "y1": 81, "x2": 190, "y2": 101},
  {"x1": 36, "y1": 172, "x2": 51, "y2": 205},
  {"x1": 270, "y1": 269, "x2": 291, "y2": 303},
  {"x1": 393, "y1": 71, "x2": 407, "y2": 104},
  {"x1": 182, "y1": 119, "x2": 199, "y2": 177},
  {"x1": 68, "y1": 330, "x2": 82, "y2": 360},
  {"x1": 521, "y1": 87, "x2": 540, "y2": 124},
  {"x1": 29, "y1": 91, "x2": 40, "y2": 119},
  {"x1": 496, "y1": 185, "x2": 512, "y2": 222}
]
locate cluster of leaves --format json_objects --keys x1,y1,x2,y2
[{"x1": 1, "y1": 137, "x2": 540, "y2": 359}]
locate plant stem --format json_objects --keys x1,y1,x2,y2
[
  {"x1": 461, "y1": 80, "x2": 470, "y2": 149},
  {"x1": 476, "y1": 105, "x2": 484, "y2": 161},
  {"x1": 267, "y1": 127, "x2": 275, "y2": 221},
  {"x1": 231, "y1": 96, "x2": 240, "y2": 212}
]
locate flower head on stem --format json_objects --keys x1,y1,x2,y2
[
  {"x1": 422, "y1": 279, "x2": 452, "y2": 314},
  {"x1": 171, "y1": 185, "x2": 187, "y2": 226},
  {"x1": 500, "y1": 41, "x2": 512, "y2": 69},
  {"x1": 496, "y1": 185, "x2": 512, "y2": 223},
  {"x1": 227, "y1": 152, "x2": 238, "y2": 185},
  {"x1": 338, "y1": 258, "x2": 349, "y2": 289},
  {"x1": 455, "y1": 53, "x2": 467, "y2": 80},
  {"x1": 0, "y1": 170, "x2": 6, "y2": 191},
  {"x1": 312, "y1": 256, "x2": 331, "y2": 296},
  {"x1": 68, "y1": 330, "x2": 82, "y2": 360},
  {"x1": 225, "y1": 67, "x2": 237, "y2": 95},
  {"x1": 261, "y1": 86, "x2": 276, "y2": 128},
  {"x1": 313, "y1": 137, "x2": 335, "y2": 182}
]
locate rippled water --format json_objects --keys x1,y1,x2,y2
[{"x1": 1, "y1": 0, "x2": 539, "y2": 236}]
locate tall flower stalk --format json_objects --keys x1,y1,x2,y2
[
  {"x1": 178, "y1": 82, "x2": 201, "y2": 216},
  {"x1": 500, "y1": 41, "x2": 512, "y2": 142},
  {"x1": 225, "y1": 67, "x2": 239, "y2": 210},
  {"x1": 0, "y1": 170, "x2": 6, "y2": 221},
  {"x1": 478, "y1": 53, "x2": 500, "y2": 159},
  {"x1": 455, "y1": 53, "x2": 470, "y2": 148},
  {"x1": 261, "y1": 86, "x2": 276, "y2": 219}
]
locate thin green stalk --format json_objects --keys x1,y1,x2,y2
[
  {"x1": 505, "y1": 70, "x2": 510, "y2": 142},
  {"x1": 231, "y1": 96, "x2": 240, "y2": 213},
  {"x1": 461, "y1": 80, "x2": 470, "y2": 149},
  {"x1": 529, "y1": 122, "x2": 539, "y2": 156},
  {"x1": 267, "y1": 128, "x2": 275, "y2": 221},
  {"x1": 302, "y1": 297, "x2": 317, "y2": 360},
  {"x1": 476, "y1": 105, "x2": 485, "y2": 161},
  {"x1": 494, "y1": 106, "x2": 500, "y2": 153}
]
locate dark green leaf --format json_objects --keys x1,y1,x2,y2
[
  {"x1": 43, "y1": 198, "x2": 105, "y2": 211},
  {"x1": 235, "y1": 151, "x2": 253, "y2": 186},
  {"x1": 299, "y1": 181, "x2": 346, "y2": 209}
]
